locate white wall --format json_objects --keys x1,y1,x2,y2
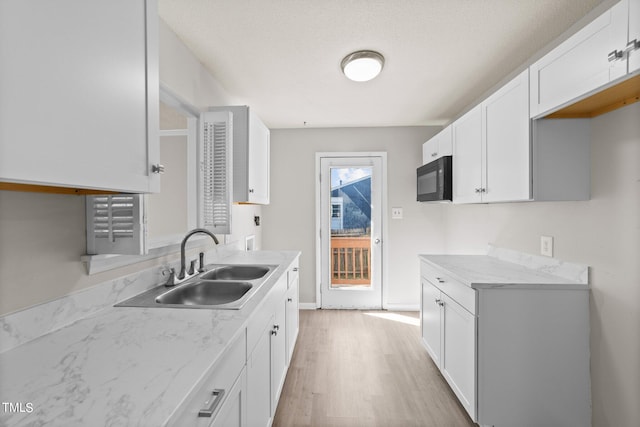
[
  {"x1": 0, "y1": 20, "x2": 261, "y2": 316},
  {"x1": 261, "y1": 126, "x2": 442, "y2": 308}
]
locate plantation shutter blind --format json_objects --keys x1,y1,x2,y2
[
  {"x1": 85, "y1": 194, "x2": 147, "y2": 255},
  {"x1": 199, "y1": 111, "x2": 232, "y2": 234}
]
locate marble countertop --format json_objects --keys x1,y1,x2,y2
[
  {"x1": 419, "y1": 246, "x2": 589, "y2": 289},
  {"x1": 0, "y1": 250, "x2": 300, "y2": 427}
]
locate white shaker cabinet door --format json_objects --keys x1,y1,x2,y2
[
  {"x1": 421, "y1": 280, "x2": 442, "y2": 367},
  {"x1": 247, "y1": 112, "x2": 270, "y2": 204},
  {"x1": 0, "y1": 0, "x2": 160, "y2": 193},
  {"x1": 529, "y1": 0, "x2": 628, "y2": 118},
  {"x1": 452, "y1": 105, "x2": 482, "y2": 203},
  {"x1": 482, "y1": 70, "x2": 531, "y2": 203},
  {"x1": 441, "y1": 293, "x2": 476, "y2": 422},
  {"x1": 247, "y1": 317, "x2": 274, "y2": 427}
]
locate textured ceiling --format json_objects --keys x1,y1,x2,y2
[{"x1": 158, "y1": 0, "x2": 605, "y2": 129}]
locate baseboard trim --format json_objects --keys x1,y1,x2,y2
[
  {"x1": 299, "y1": 303, "x2": 318, "y2": 310},
  {"x1": 384, "y1": 303, "x2": 420, "y2": 311}
]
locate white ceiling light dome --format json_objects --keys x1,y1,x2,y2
[{"x1": 341, "y1": 50, "x2": 385, "y2": 82}]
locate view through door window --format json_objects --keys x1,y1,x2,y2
[{"x1": 330, "y1": 167, "x2": 372, "y2": 288}]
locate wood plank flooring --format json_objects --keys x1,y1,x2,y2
[{"x1": 273, "y1": 310, "x2": 476, "y2": 427}]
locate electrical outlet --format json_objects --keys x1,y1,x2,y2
[
  {"x1": 540, "y1": 235, "x2": 553, "y2": 257},
  {"x1": 392, "y1": 207, "x2": 403, "y2": 219}
]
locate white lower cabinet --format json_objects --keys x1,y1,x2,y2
[
  {"x1": 247, "y1": 316, "x2": 275, "y2": 427},
  {"x1": 246, "y1": 273, "x2": 290, "y2": 427},
  {"x1": 420, "y1": 280, "x2": 441, "y2": 366},
  {"x1": 420, "y1": 258, "x2": 591, "y2": 427},
  {"x1": 440, "y1": 293, "x2": 476, "y2": 419},
  {"x1": 168, "y1": 255, "x2": 301, "y2": 427},
  {"x1": 285, "y1": 261, "x2": 300, "y2": 365},
  {"x1": 421, "y1": 277, "x2": 476, "y2": 421}
]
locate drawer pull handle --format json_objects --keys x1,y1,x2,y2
[
  {"x1": 198, "y1": 389, "x2": 225, "y2": 417},
  {"x1": 436, "y1": 277, "x2": 445, "y2": 283},
  {"x1": 287, "y1": 298, "x2": 293, "y2": 302}
]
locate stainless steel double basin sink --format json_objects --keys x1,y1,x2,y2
[{"x1": 116, "y1": 264, "x2": 276, "y2": 310}]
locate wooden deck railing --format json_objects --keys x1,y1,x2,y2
[{"x1": 331, "y1": 236, "x2": 371, "y2": 285}]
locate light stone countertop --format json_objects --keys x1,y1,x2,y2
[
  {"x1": 0, "y1": 250, "x2": 300, "y2": 427},
  {"x1": 419, "y1": 246, "x2": 589, "y2": 289}
]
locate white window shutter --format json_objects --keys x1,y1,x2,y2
[
  {"x1": 86, "y1": 194, "x2": 147, "y2": 255},
  {"x1": 199, "y1": 111, "x2": 233, "y2": 234}
]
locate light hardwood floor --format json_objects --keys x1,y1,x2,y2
[{"x1": 273, "y1": 310, "x2": 476, "y2": 427}]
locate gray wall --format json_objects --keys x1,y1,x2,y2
[
  {"x1": 261, "y1": 126, "x2": 442, "y2": 307},
  {"x1": 264, "y1": 104, "x2": 640, "y2": 426}
]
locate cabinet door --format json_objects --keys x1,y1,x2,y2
[
  {"x1": 0, "y1": 0, "x2": 159, "y2": 193},
  {"x1": 247, "y1": 317, "x2": 273, "y2": 427},
  {"x1": 285, "y1": 278, "x2": 299, "y2": 365},
  {"x1": 481, "y1": 70, "x2": 531, "y2": 203},
  {"x1": 247, "y1": 111, "x2": 270, "y2": 204},
  {"x1": 441, "y1": 293, "x2": 476, "y2": 421},
  {"x1": 422, "y1": 138, "x2": 439, "y2": 164},
  {"x1": 452, "y1": 105, "x2": 482, "y2": 203},
  {"x1": 529, "y1": 0, "x2": 628, "y2": 118},
  {"x1": 209, "y1": 368, "x2": 247, "y2": 427},
  {"x1": 421, "y1": 280, "x2": 442, "y2": 368},
  {"x1": 271, "y1": 299, "x2": 287, "y2": 410},
  {"x1": 423, "y1": 126, "x2": 453, "y2": 164},
  {"x1": 628, "y1": 0, "x2": 640, "y2": 73}
]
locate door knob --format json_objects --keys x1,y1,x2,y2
[{"x1": 374, "y1": 238, "x2": 381, "y2": 244}]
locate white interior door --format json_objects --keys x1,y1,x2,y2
[{"x1": 319, "y1": 155, "x2": 383, "y2": 309}]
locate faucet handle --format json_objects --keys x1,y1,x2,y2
[
  {"x1": 198, "y1": 252, "x2": 206, "y2": 273},
  {"x1": 188, "y1": 259, "x2": 197, "y2": 276},
  {"x1": 162, "y1": 268, "x2": 176, "y2": 287}
]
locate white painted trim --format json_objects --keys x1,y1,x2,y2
[
  {"x1": 159, "y1": 129, "x2": 189, "y2": 137},
  {"x1": 384, "y1": 303, "x2": 420, "y2": 312},
  {"x1": 314, "y1": 152, "x2": 388, "y2": 310},
  {"x1": 298, "y1": 303, "x2": 318, "y2": 310}
]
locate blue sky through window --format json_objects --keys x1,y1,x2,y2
[{"x1": 331, "y1": 167, "x2": 372, "y2": 188}]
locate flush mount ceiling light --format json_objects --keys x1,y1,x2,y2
[{"x1": 341, "y1": 50, "x2": 385, "y2": 82}]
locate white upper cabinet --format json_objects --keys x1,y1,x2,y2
[
  {"x1": 481, "y1": 70, "x2": 531, "y2": 203},
  {"x1": 453, "y1": 70, "x2": 531, "y2": 204},
  {"x1": 210, "y1": 106, "x2": 270, "y2": 204},
  {"x1": 452, "y1": 105, "x2": 483, "y2": 203},
  {"x1": 0, "y1": 0, "x2": 160, "y2": 193},
  {"x1": 529, "y1": 0, "x2": 636, "y2": 118},
  {"x1": 422, "y1": 126, "x2": 452, "y2": 164}
]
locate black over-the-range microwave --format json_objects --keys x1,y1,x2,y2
[{"x1": 416, "y1": 155, "x2": 452, "y2": 202}]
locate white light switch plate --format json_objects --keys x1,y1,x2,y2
[
  {"x1": 391, "y1": 207, "x2": 403, "y2": 219},
  {"x1": 540, "y1": 235, "x2": 553, "y2": 257}
]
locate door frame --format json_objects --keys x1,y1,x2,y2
[{"x1": 314, "y1": 152, "x2": 388, "y2": 309}]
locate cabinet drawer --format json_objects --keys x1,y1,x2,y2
[
  {"x1": 421, "y1": 261, "x2": 476, "y2": 315},
  {"x1": 166, "y1": 330, "x2": 246, "y2": 426}
]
